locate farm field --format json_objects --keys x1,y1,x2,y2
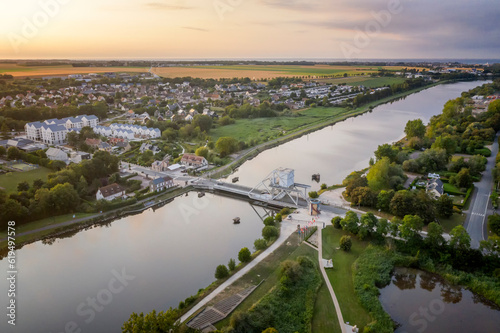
[
  {"x1": 0, "y1": 166, "x2": 52, "y2": 193},
  {"x1": 152, "y1": 64, "x2": 422, "y2": 80},
  {"x1": 0, "y1": 63, "x2": 148, "y2": 77}
]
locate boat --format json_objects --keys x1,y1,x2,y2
[
  {"x1": 232, "y1": 177, "x2": 239, "y2": 183},
  {"x1": 233, "y1": 217, "x2": 241, "y2": 224},
  {"x1": 198, "y1": 191, "x2": 205, "y2": 198}
]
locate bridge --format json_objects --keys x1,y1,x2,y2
[{"x1": 190, "y1": 168, "x2": 311, "y2": 209}]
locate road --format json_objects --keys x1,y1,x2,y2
[{"x1": 464, "y1": 135, "x2": 499, "y2": 248}]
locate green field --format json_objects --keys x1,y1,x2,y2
[
  {"x1": 322, "y1": 226, "x2": 372, "y2": 330},
  {"x1": 316, "y1": 76, "x2": 407, "y2": 88},
  {"x1": 210, "y1": 107, "x2": 346, "y2": 142},
  {"x1": 192, "y1": 64, "x2": 380, "y2": 76},
  {"x1": 0, "y1": 167, "x2": 52, "y2": 193}
]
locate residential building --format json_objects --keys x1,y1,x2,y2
[
  {"x1": 180, "y1": 154, "x2": 208, "y2": 170},
  {"x1": 46, "y1": 147, "x2": 69, "y2": 162},
  {"x1": 96, "y1": 183, "x2": 126, "y2": 201},
  {"x1": 426, "y1": 179, "x2": 444, "y2": 199},
  {"x1": 151, "y1": 155, "x2": 171, "y2": 172},
  {"x1": 150, "y1": 176, "x2": 174, "y2": 192},
  {"x1": 25, "y1": 115, "x2": 99, "y2": 145}
]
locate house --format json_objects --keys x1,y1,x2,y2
[
  {"x1": 46, "y1": 147, "x2": 68, "y2": 162},
  {"x1": 70, "y1": 151, "x2": 91, "y2": 164},
  {"x1": 85, "y1": 138, "x2": 102, "y2": 148},
  {"x1": 115, "y1": 141, "x2": 131, "y2": 152},
  {"x1": 150, "y1": 176, "x2": 174, "y2": 192},
  {"x1": 180, "y1": 154, "x2": 208, "y2": 170},
  {"x1": 98, "y1": 142, "x2": 112, "y2": 152},
  {"x1": 151, "y1": 155, "x2": 171, "y2": 172},
  {"x1": 96, "y1": 183, "x2": 126, "y2": 201},
  {"x1": 426, "y1": 179, "x2": 444, "y2": 199}
]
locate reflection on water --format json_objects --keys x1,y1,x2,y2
[
  {"x1": 0, "y1": 194, "x2": 266, "y2": 333},
  {"x1": 226, "y1": 81, "x2": 491, "y2": 191},
  {"x1": 379, "y1": 268, "x2": 500, "y2": 333}
]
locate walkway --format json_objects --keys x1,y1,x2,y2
[
  {"x1": 317, "y1": 226, "x2": 348, "y2": 333},
  {"x1": 179, "y1": 221, "x2": 298, "y2": 323}
]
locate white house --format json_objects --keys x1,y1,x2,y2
[
  {"x1": 96, "y1": 183, "x2": 126, "y2": 201},
  {"x1": 180, "y1": 154, "x2": 208, "y2": 170},
  {"x1": 150, "y1": 176, "x2": 174, "y2": 192},
  {"x1": 46, "y1": 147, "x2": 69, "y2": 162}
]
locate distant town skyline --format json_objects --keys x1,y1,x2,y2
[{"x1": 1, "y1": 0, "x2": 499, "y2": 60}]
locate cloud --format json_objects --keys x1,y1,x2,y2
[
  {"x1": 260, "y1": 0, "x2": 320, "y2": 11},
  {"x1": 182, "y1": 26, "x2": 209, "y2": 32}
]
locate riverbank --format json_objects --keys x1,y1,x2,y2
[
  {"x1": 0, "y1": 186, "x2": 191, "y2": 253},
  {"x1": 207, "y1": 81, "x2": 443, "y2": 179}
]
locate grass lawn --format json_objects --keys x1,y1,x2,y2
[
  {"x1": 443, "y1": 182, "x2": 465, "y2": 195},
  {"x1": 210, "y1": 107, "x2": 345, "y2": 142},
  {"x1": 437, "y1": 213, "x2": 466, "y2": 233},
  {"x1": 322, "y1": 226, "x2": 372, "y2": 330},
  {"x1": 316, "y1": 76, "x2": 406, "y2": 88},
  {"x1": 0, "y1": 167, "x2": 52, "y2": 193},
  {"x1": 0, "y1": 213, "x2": 95, "y2": 248},
  {"x1": 214, "y1": 235, "x2": 341, "y2": 332}
]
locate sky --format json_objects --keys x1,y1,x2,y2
[{"x1": 1, "y1": 0, "x2": 499, "y2": 60}]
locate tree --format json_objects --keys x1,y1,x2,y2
[
  {"x1": 377, "y1": 190, "x2": 395, "y2": 212},
  {"x1": 331, "y1": 216, "x2": 342, "y2": 229},
  {"x1": 228, "y1": 258, "x2": 236, "y2": 271},
  {"x1": 254, "y1": 238, "x2": 267, "y2": 251},
  {"x1": 7, "y1": 146, "x2": 21, "y2": 160},
  {"x1": 195, "y1": 146, "x2": 209, "y2": 158},
  {"x1": 238, "y1": 247, "x2": 251, "y2": 263},
  {"x1": 274, "y1": 213, "x2": 282, "y2": 223},
  {"x1": 449, "y1": 225, "x2": 471, "y2": 250},
  {"x1": 374, "y1": 143, "x2": 397, "y2": 162},
  {"x1": 398, "y1": 215, "x2": 424, "y2": 241},
  {"x1": 339, "y1": 235, "x2": 352, "y2": 252},
  {"x1": 374, "y1": 218, "x2": 389, "y2": 239},
  {"x1": 452, "y1": 168, "x2": 473, "y2": 189},
  {"x1": 431, "y1": 135, "x2": 457, "y2": 155},
  {"x1": 1, "y1": 122, "x2": 10, "y2": 139},
  {"x1": 161, "y1": 128, "x2": 177, "y2": 141},
  {"x1": 0, "y1": 146, "x2": 6, "y2": 157},
  {"x1": 367, "y1": 157, "x2": 391, "y2": 191},
  {"x1": 17, "y1": 181, "x2": 30, "y2": 192},
  {"x1": 390, "y1": 190, "x2": 415, "y2": 217},
  {"x1": 192, "y1": 114, "x2": 213, "y2": 132},
  {"x1": 32, "y1": 178, "x2": 45, "y2": 190},
  {"x1": 122, "y1": 309, "x2": 180, "y2": 333},
  {"x1": 488, "y1": 214, "x2": 500, "y2": 236},
  {"x1": 216, "y1": 137, "x2": 238, "y2": 156},
  {"x1": 215, "y1": 264, "x2": 229, "y2": 279},
  {"x1": 262, "y1": 225, "x2": 279, "y2": 241},
  {"x1": 426, "y1": 222, "x2": 445, "y2": 248},
  {"x1": 340, "y1": 211, "x2": 359, "y2": 234},
  {"x1": 404, "y1": 119, "x2": 426, "y2": 138},
  {"x1": 350, "y1": 186, "x2": 377, "y2": 207},
  {"x1": 262, "y1": 328, "x2": 278, "y2": 333},
  {"x1": 436, "y1": 195, "x2": 454, "y2": 218}
]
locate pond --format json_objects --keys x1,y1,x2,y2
[{"x1": 379, "y1": 268, "x2": 500, "y2": 333}]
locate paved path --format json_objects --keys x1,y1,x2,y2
[
  {"x1": 317, "y1": 227, "x2": 348, "y2": 333},
  {"x1": 179, "y1": 221, "x2": 298, "y2": 323},
  {"x1": 464, "y1": 135, "x2": 499, "y2": 248}
]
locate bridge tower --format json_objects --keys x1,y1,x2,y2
[{"x1": 249, "y1": 168, "x2": 310, "y2": 206}]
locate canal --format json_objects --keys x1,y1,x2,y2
[{"x1": 0, "y1": 80, "x2": 492, "y2": 333}]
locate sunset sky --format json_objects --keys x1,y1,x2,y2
[{"x1": 1, "y1": 0, "x2": 499, "y2": 60}]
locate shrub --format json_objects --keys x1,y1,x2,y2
[
  {"x1": 238, "y1": 247, "x2": 251, "y2": 263},
  {"x1": 215, "y1": 264, "x2": 229, "y2": 279},
  {"x1": 228, "y1": 258, "x2": 236, "y2": 271},
  {"x1": 262, "y1": 226, "x2": 279, "y2": 241},
  {"x1": 488, "y1": 214, "x2": 500, "y2": 236},
  {"x1": 280, "y1": 207, "x2": 291, "y2": 216},
  {"x1": 308, "y1": 191, "x2": 319, "y2": 199},
  {"x1": 331, "y1": 216, "x2": 342, "y2": 229},
  {"x1": 274, "y1": 213, "x2": 282, "y2": 222},
  {"x1": 339, "y1": 235, "x2": 352, "y2": 252},
  {"x1": 263, "y1": 216, "x2": 275, "y2": 226},
  {"x1": 320, "y1": 183, "x2": 327, "y2": 190},
  {"x1": 254, "y1": 238, "x2": 268, "y2": 251}
]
